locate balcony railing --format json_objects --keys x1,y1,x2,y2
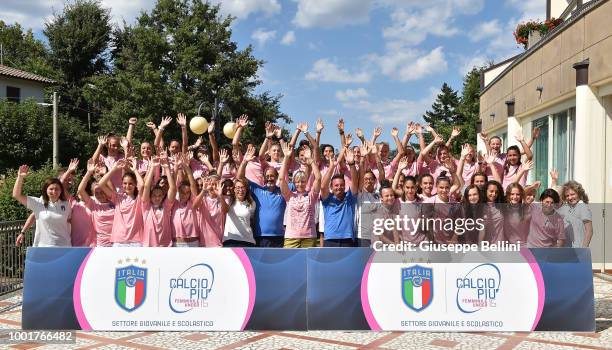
[{"x1": 0, "y1": 220, "x2": 32, "y2": 298}]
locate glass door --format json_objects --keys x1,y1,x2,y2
[{"x1": 532, "y1": 117, "x2": 549, "y2": 191}]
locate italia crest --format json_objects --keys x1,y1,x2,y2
[
  {"x1": 401, "y1": 265, "x2": 433, "y2": 312},
  {"x1": 115, "y1": 259, "x2": 147, "y2": 312}
]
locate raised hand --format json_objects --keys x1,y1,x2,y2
[
  {"x1": 391, "y1": 127, "x2": 399, "y2": 137},
  {"x1": 355, "y1": 128, "x2": 364, "y2": 140},
  {"x1": 17, "y1": 165, "x2": 29, "y2": 177},
  {"x1": 424, "y1": 124, "x2": 434, "y2": 133},
  {"x1": 86, "y1": 159, "x2": 96, "y2": 173},
  {"x1": 521, "y1": 159, "x2": 534, "y2": 171},
  {"x1": 97, "y1": 135, "x2": 107, "y2": 146},
  {"x1": 303, "y1": 148, "x2": 313, "y2": 165},
  {"x1": 316, "y1": 118, "x2": 324, "y2": 133},
  {"x1": 243, "y1": 144, "x2": 256, "y2": 162},
  {"x1": 369, "y1": 141, "x2": 378, "y2": 155},
  {"x1": 514, "y1": 132, "x2": 524, "y2": 143},
  {"x1": 398, "y1": 157, "x2": 408, "y2": 170},
  {"x1": 199, "y1": 153, "x2": 209, "y2": 164},
  {"x1": 484, "y1": 152, "x2": 496, "y2": 165},
  {"x1": 159, "y1": 152, "x2": 169, "y2": 167},
  {"x1": 129, "y1": 117, "x2": 137, "y2": 125},
  {"x1": 237, "y1": 114, "x2": 249, "y2": 128},
  {"x1": 345, "y1": 147, "x2": 355, "y2": 164},
  {"x1": 146, "y1": 121, "x2": 156, "y2": 130},
  {"x1": 194, "y1": 136, "x2": 203, "y2": 147},
  {"x1": 451, "y1": 126, "x2": 461, "y2": 137},
  {"x1": 219, "y1": 149, "x2": 229, "y2": 164},
  {"x1": 460, "y1": 144, "x2": 470, "y2": 159},
  {"x1": 406, "y1": 122, "x2": 416, "y2": 135},
  {"x1": 207, "y1": 121, "x2": 215, "y2": 134},
  {"x1": 159, "y1": 116, "x2": 172, "y2": 129},
  {"x1": 151, "y1": 155, "x2": 161, "y2": 168},
  {"x1": 273, "y1": 125, "x2": 282, "y2": 138},
  {"x1": 434, "y1": 134, "x2": 444, "y2": 144},
  {"x1": 120, "y1": 136, "x2": 130, "y2": 149},
  {"x1": 345, "y1": 133, "x2": 353, "y2": 146},
  {"x1": 217, "y1": 182, "x2": 225, "y2": 198},
  {"x1": 360, "y1": 143, "x2": 369, "y2": 157},
  {"x1": 177, "y1": 113, "x2": 187, "y2": 127},
  {"x1": 68, "y1": 158, "x2": 79, "y2": 173},
  {"x1": 328, "y1": 154, "x2": 337, "y2": 169},
  {"x1": 114, "y1": 159, "x2": 127, "y2": 170},
  {"x1": 297, "y1": 122, "x2": 308, "y2": 133},
  {"x1": 479, "y1": 132, "x2": 489, "y2": 142},
  {"x1": 337, "y1": 118, "x2": 345, "y2": 132},
  {"x1": 266, "y1": 122, "x2": 275, "y2": 138},
  {"x1": 415, "y1": 123, "x2": 423, "y2": 134},
  {"x1": 280, "y1": 140, "x2": 292, "y2": 157},
  {"x1": 550, "y1": 168, "x2": 559, "y2": 182},
  {"x1": 373, "y1": 127, "x2": 382, "y2": 138},
  {"x1": 532, "y1": 127, "x2": 541, "y2": 139}
]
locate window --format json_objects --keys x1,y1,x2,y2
[
  {"x1": 553, "y1": 110, "x2": 568, "y2": 183},
  {"x1": 6, "y1": 86, "x2": 21, "y2": 103},
  {"x1": 532, "y1": 117, "x2": 549, "y2": 190}
]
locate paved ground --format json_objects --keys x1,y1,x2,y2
[{"x1": 0, "y1": 276, "x2": 611, "y2": 350}]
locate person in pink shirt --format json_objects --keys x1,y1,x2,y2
[
  {"x1": 417, "y1": 173, "x2": 435, "y2": 201},
  {"x1": 98, "y1": 158, "x2": 144, "y2": 247},
  {"x1": 279, "y1": 141, "x2": 321, "y2": 248},
  {"x1": 140, "y1": 153, "x2": 176, "y2": 247},
  {"x1": 194, "y1": 175, "x2": 225, "y2": 247},
  {"x1": 422, "y1": 173, "x2": 459, "y2": 244},
  {"x1": 172, "y1": 155, "x2": 201, "y2": 247},
  {"x1": 501, "y1": 144, "x2": 533, "y2": 189},
  {"x1": 482, "y1": 180, "x2": 505, "y2": 243},
  {"x1": 91, "y1": 134, "x2": 124, "y2": 192},
  {"x1": 503, "y1": 183, "x2": 530, "y2": 247},
  {"x1": 527, "y1": 189, "x2": 566, "y2": 248},
  {"x1": 459, "y1": 184, "x2": 485, "y2": 244},
  {"x1": 78, "y1": 159, "x2": 116, "y2": 247},
  {"x1": 60, "y1": 159, "x2": 95, "y2": 247}
]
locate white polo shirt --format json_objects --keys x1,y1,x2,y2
[{"x1": 27, "y1": 196, "x2": 72, "y2": 247}]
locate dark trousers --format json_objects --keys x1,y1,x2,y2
[
  {"x1": 223, "y1": 240, "x2": 256, "y2": 247},
  {"x1": 356, "y1": 238, "x2": 371, "y2": 247},
  {"x1": 323, "y1": 238, "x2": 356, "y2": 247},
  {"x1": 256, "y1": 236, "x2": 284, "y2": 248}
]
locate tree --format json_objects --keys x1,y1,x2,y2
[
  {"x1": 456, "y1": 67, "x2": 482, "y2": 149},
  {"x1": 86, "y1": 0, "x2": 289, "y2": 148},
  {"x1": 422, "y1": 83, "x2": 461, "y2": 146},
  {"x1": 44, "y1": 0, "x2": 111, "y2": 121},
  {"x1": 0, "y1": 21, "x2": 54, "y2": 78}
]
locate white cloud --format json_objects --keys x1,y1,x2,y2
[
  {"x1": 382, "y1": 6, "x2": 459, "y2": 47},
  {"x1": 251, "y1": 28, "x2": 277, "y2": 46},
  {"x1": 280, "y1": 31, "x2": 296, "y2": 45},
  {"x1": 506, "y1": 0, "x2": 546, "y2": 22},
  {"x1": 336, "y1": 88, "x2": 369, "y2": 101},
  {"x1": 341, "y1": 87, "x2": 438, "y2": 124},
  {"x1": 371, "y1": 46, "x2": 448, "y2": 82},
  {"x1": 209, "y1": 0, "x2": 281, "y2": 20},
  {"x1": 469, "y1": 20, "x2": 502, "y2": 42},
  {"x1": 305, "y1": 58, "x2": 371, "y2": 83},
  {"x1": 293, "y1": 0, "x2": 374, "y2": 28},
  {"x1": 459, "y1": 55, "x2": 489, "y2": 75}
]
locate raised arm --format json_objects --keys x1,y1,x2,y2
[
  {"x1": 446, "y1": 126, "x2": 460, "y2": 148},
  {"x1": 527, "y1": 127, "x2": 540, "y2": 149},
  {"x1": 259, "y1": 122, "x2": 274, "y2": 161},
  {"x1": 236, "y1": 144, "x2": 256, "y2": 181},
  {"x1": 513, "y1": 159, "x2": 533, "y2": 184},
  {"x1": 129, "y1": 157, "x2": 145, "y2": 196},
  {"x1": 232, "y1": 114, "x2": 249, "y2": 149},
  {"x1": 480, "y1": 132, "x2": 491, "y2": 155},
  {"x1": 483, "y1": 152, "x2": 502, "y2": 183},
  {"x1": 337, "y1": 118, "x2": 346, "y2": 148},
  {"x1": 402, "y1": 122, "x2": 415, "y2": 148},
  {"x1": 300, "y1": 123, "x2": 320, "y2": 166},
  {"x1": 60, "y1": 158, "x2": 80, "y2": 199},
  {"x1": 208, "y1": 121, "x2": 219, "y2": 163},
  {"x1": 393, "y1": 157, "x2": 408, "y2": 195},
  {"x1": 99, "y1": 159, "x2": 126, "y2": 197},
  {"x1": 355, "y1": 127, "x2": 366, "y2": 145},
  {"x1": 515, "y1": 133, "x2": 533, "y2": 161},
  {"x1": 315, "y1": 118, "x2": 324, "y2": 148},
  {"x1": 216, "y1": 148, "x2": 229, "y2": 177},
  {"x1": 142, "y1": 156, "x2": 160, "y2": 204},
  {"x1": 163, "y1": 153, "x2": 177, "y2": 204},
  {"x1": 371, "y1": 142, "x2": 386, "y2": 184},
  {"x1": 181, "y1": 153, "x2": 199, "y2": 202},
  {"x1": 92, "y1": 135, "x2": 107, "y2": 163},
  {"x1": 16, "y1": 212, "x2": 36, "y2": 246},
  {"x1": 278, "y1": 140, "x2": 294, "y2": 198},
  {"x1": 12, "y1": 165, "x2": 30, "y2": 206},
  {"x1": 345, "y1": 147, "x2": 359, "y2": 195},
  {"x1": 177, "y1": 113, "x2": 189, "y2": 154},
  {"x1": 154, "y1": 116, "x2": 172, "y2": 149},
  {"x1": 78, "y1": 159, "x2": 97, "y2": 204},
  {"x1": 456, "y1": 144, "x2": 470, "y2": 185},
  {"x1": 127, "y1": 117, "x2": 137, "y2": 143},
  {"x1": 416, "y1": 124, "x2": 426, "y2": 155},
  {"x1": 217, "y1": 182, "x2": 230, "y2": 214},
  {"x1": 319, "y1": 155, "x2": 337, "y2": 201},
  {"x1": 391, "y1": 127, "x2": 405, "y2": 163},
  {"x1": 370, "y1": 126, "x2": 382, "y2": 145}
]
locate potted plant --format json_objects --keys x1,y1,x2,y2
[{"x1": 514, "y1": 18, "x2": 562, "y2": 49}]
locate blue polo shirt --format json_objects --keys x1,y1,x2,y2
[
  {"x1": 249, "y1": 181, "x2": 286, "y2": 237},
  {"x1": 322, "y1": 190, "x2": 357, "y2": 240}
]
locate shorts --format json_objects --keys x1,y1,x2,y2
[
  {"x1": 174, "y1": 240, "x2": 200, "y2": 247},
  {"x1": 112, "y1": 242, "x2": 142, "y2": 247},
  {"x1": 284, "y1": 238, "x2": 318, "y2": 248},
  {"x1": 323, "y1": 238, "x2": 356, "y2": 247},
  {"x1": 256, "y1": 236, "x2": 284, "y2": 248}
]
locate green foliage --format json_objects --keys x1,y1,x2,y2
[
  {"x1": 86, "y1": 0, "x2": 289, "y2": 149},
  {"x1": 0, "y1": 163, "x2": 58, "y2": 221},
  {"x1": 0, "y1": 20, "x2": 54, "y2": 78},
  {"x1": 0, "y1": 100, "x2": 94, "y2": 173},
  {"x1": 422, "y1": 67, "x2": 483, "y2": 155}
]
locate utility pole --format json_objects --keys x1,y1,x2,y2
[{"x1": 53, "y1": 92, "x2": 58, "y2": 169}]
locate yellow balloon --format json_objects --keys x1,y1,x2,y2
[
  {"x1": 223, "y1": 122, "x2": 237, "y2": 139},
  {"x1": 189, "y1": 116, "x2": 209, "y2": 135}
]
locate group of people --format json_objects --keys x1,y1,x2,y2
[{"x1": 12, "y1": 114, "x2": 592, "y2": 249}]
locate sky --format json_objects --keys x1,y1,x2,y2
[{"x1": 2, "y1": 0, "x2": 546, "y2": 146}]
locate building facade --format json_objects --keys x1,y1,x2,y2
[
  {"x1": 479, "y1": 0, "x2": 612, "y2": 269},
  {"x1": 0, "y1": 64, "x2": 55, "y2": 103}
]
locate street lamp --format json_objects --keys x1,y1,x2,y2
[{"x1": 37, "y1": 91, "x2": 59, "y2": 169}]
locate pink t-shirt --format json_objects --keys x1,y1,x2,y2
[
  {"x1": 110, "y1": 193, "x2": 143, "y2": 244},
  {"x1": 502, "y1": 164, "x2": 527, "y2": 189},
  {"x1": 221, "y1": 163, "x2": 237, "y2": 180},
  {"x1": 483, "y1": 204, "x2": 504, "y2": 243},
  {"x1": 172, "y1": 200, "x2": 200, "y2": 239},
  {"x1": 137, "y1": 159, "x2": 161, "y2": 183},
  {"x1": 423, "y1": 195, "x2": 457, "y2": 244},
  {"x1": 527, "y1": 204, "x2": 566, "y2": 248},
  {"x1": 84, "y1": 198, "x2": 115, "y2": 247},
  {"x1": 70, "y1": 199, "x2": 94, "y2": 247},
  {"x1": 284, "y1": 190, "x2": 319, "y2": 238},
  {"x1": 401, "y1": 160, "x2": 423, "y2": 177},
  {"x1": 483, "y1": 162, "x2": 504, "y2": 181},
  {"x1": 461, "y1": 161, "x2": 479, "y2": 185},
  {"x1": 199, "y1": 196, "x2": 225, "y2": 247},
  {"x1": 189, "y1": 158, "x2": 210, "y2": 180},
  {"x1": 141, "y1": 200, "x2": 174, "y2": 247},
  {"x1": 504, "y1": 205, "x2": 530, "y2": 246},
  {"x1": 101, "y1": 154, "x2": 124, "y2": 191},
  {"x1": 425, "y1": 159, "x2": 457, "y2": 180},
  {"x1": 246, "y1": 160, "x2": 265, "y2": 186}
]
